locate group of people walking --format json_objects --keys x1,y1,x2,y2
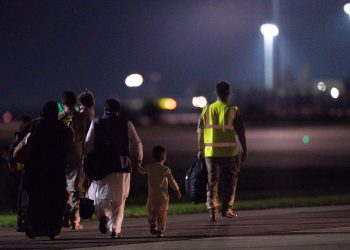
[{"x1": 7, "y1": 81, "x2": 247, "y2": 240}]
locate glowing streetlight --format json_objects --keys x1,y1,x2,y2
[
  {"x1": 344, "y1": 3, "x2": 350, "y2": 16},
  {"x1": 192, "y1": 96, "x2": 207, "y2": 108},
  {"x1": 260, "y1": 23, "x2": 279, "y2": 90},
  {"x1": 330, "y1": 87, "x2": 340, "y2": 99},
  {"x1": 125, "y1": 73, "x2": 143, "y2": 87}
]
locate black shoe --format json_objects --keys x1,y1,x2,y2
[
  {"x1": 111, "y1": 232, "x2": 121, "y2": 239},
  {"x1": 23, "y1": 218, "x2": 36, "y2": 239},
  {"x1": 209, "y1": 208, "x2": 218, "y2": 222},
  {"x1": 25, "y1": 230, "x2": 36, "y2": 240},
  {"x1": 150, "y1": 222, "x2": 156, "y2": 235},
  {"x1": 99, "y1": 216, "x2": 108, "y2": 234}
]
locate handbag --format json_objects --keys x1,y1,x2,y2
[
  {"x1": 185, "y1": 157, "x2": 208, "y2": 204},
  {"x1": 13, "y1": 132, "x2": 33, "y2": 163},
  {"x1": 79, "y1": 181, "x2": 95, "y2": 219}
]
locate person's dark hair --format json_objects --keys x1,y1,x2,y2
[
  {"x1": 152, "y1": 146, "x2": 167, "y2": 162},
  {"x1": 62, "y1": 91, "x2": 76, "y2": 107},
  {"x1": 40, "y1": 101, "x2": 59, "y2": 120},
  {"x1": 104, "y1": 98, "x2": 121, "y2": 113},
  {"x1": 216, "y1": 81, "x2": 230, "y2": 99},
  {"x1": 78, "y1": 89, "x2": 95, "y2": 108}
]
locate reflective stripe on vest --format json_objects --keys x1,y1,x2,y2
[
  {"x1": 203, "y1": 102, "x2": 238, "y2": 157},
  {"x1": 204, "y1": 142, "x2": 237, "y2": 147}
]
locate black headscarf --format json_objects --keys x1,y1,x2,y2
[{"x1": 40, "y1": 101, "x2": 59, "y2": 121}]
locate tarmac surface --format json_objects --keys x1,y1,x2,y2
[{"x1": 1, "y1": 205, "x2": 350, "y2": 249}]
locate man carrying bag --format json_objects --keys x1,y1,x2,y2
[{"x1": 197, "y1": 81, "x2": 247, "y2": 222}]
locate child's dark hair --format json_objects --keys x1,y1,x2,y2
[{"x1": 152, "y1": 146, "x2": 167, "y2": 162}]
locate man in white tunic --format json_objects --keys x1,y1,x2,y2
[{"x1": 85, "y1": 98, "x2": 143, "y2": 239}]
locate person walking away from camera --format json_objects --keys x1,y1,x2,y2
[
  {"x1": 138, "y1": 146, "x2": 181, "y2": 238},
  {"x1": 78, "y1": 89, "x2": 95, "y2": 136},
  {"x1": 198, "y1": 81, "x2": 247, "y2": 222},
  {"x1": 16, "y1": 101, "x2": 72, "y2": 239},
  {"x1": 59, "y1": 91, "x2": 86, "y2": 230},
  {"x1": 7, "y1": 116, "x2": 32, "y2": 212},
  {"x1": 85, "y1": 98, "x2": 143, "y2": 239}
]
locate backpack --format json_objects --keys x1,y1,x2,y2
[{"x1": 185, "y1": 158, "x2": 208, "y2": 204}]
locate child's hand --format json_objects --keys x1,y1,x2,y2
[{"x1": 176, "y1": 190, "x2": 181, "y2": 199}]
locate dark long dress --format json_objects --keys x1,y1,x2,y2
[{"x1": 17, "y1": 117, "x2": 72, "y2": 238}]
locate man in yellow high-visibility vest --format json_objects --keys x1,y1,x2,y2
[{"x1": 197, "y1": 81, "x2": 247, "y2": 222}]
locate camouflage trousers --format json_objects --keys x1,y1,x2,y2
[
  {"x1": 64, "y1": 191, "x2": 81, "y2": 227},
  {"x1": 205, "y1": 156, "x2": 241, "y2": 211}
]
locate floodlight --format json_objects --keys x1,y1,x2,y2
[
  {"x1": 260, "y1": 24, "x2": 279, "y2": 37},
  {"x1": 125, "y1": 73, "x2": 143, "y2": 87},
  {"x1": 344, "y1": 3, "x2": 350, "y2": 15}
]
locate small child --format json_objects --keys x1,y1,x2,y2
[{"x1": 138, "y1": 146, "x2": 181, "y2": 238}]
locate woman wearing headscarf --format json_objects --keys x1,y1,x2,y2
[{"x1": 16, "y1": 101, "x2": 72, "y2": 239}]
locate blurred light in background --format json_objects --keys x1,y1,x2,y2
[
  {"x1": 2, "y1": 111, "x2": 13, "y2": 124},
  {"x1": 344, "y1": 3, "x2": 350, "y2": 15},
  {"x1": 330, "y1": 87, "x2": 340, "y2": 99},
  {"x1": 260, "y1": 23, "x2": 279, "y2": 90},
  {"x1": 125, "y1": 73, "x2": 143, "y2": 87},
  {"x1": 159, "y1": 98, "x2": 177, "y2": 110},
  {"x1": 192, "y1": 96, "x2": 207, "y2": 108},
  {"x1": 302, "y1": 135, "x2": 310, "y2": 144},
  {"x1": 149, "y1": 72, "x2": 162, "y2": 83},
  {"x1": 317, "y1": 81, "x2": 326, "y2": 92}
]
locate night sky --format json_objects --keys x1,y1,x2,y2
[{"x1": 1, "y1": 0, "x2": 350, "y2": 110}]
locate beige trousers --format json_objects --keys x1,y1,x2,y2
[{"x1": 148, "y1": 209, "x2": 168, "y2": 233}]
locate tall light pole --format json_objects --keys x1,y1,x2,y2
[
  {"x1": 260, "y1": 23, "x2": 279, "y2": 90},
  {"x1": 344, "y1": 3, "x2": 350, "y2": 21}
]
